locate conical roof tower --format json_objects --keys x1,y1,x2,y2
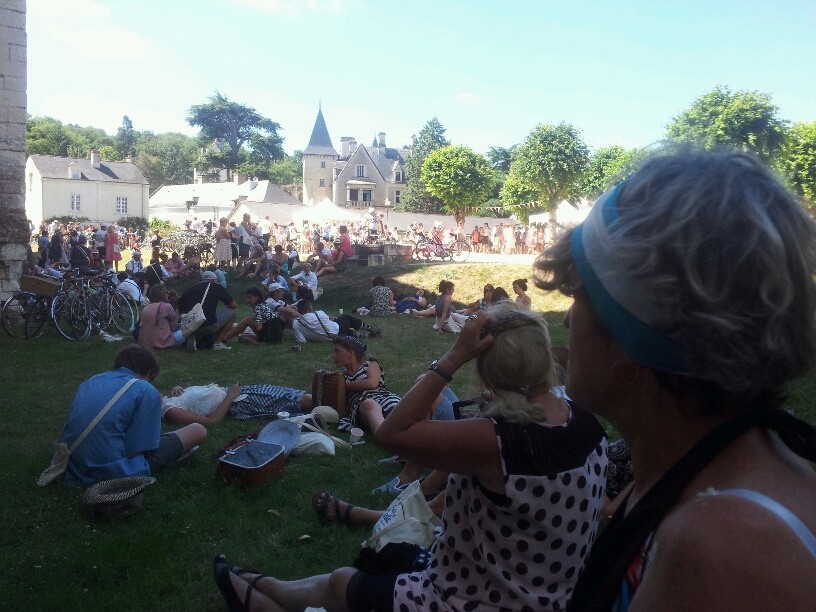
[{"x1": 303, "y1": 108, "x2": 339, "y2": 156}]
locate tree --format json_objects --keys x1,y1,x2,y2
[
  {"x1": 27, "y1": 117, "x2": 87, "y2": 157},
  {"x1": 486, "y1": 146, "x2": 516, "y2": 172},
  {"x1": 780, "y1": 121, "x2": 816, "y2": 209},
  {"x1": 187, "y1": 91, "x2": 283, "y2": 181},
  {"x1": 665, "y1": 86, "x2": 787, "y2": 163},
  {"x1": 579, "y1": 145, "x2": 642, "y2": 198},
  {"x1": 115, "y1": 115, "x2": 136, "y2": 159},
  {"x1": 421, "y1": 145, "x2": 494, "y2": 224},
  {"x1": 500, "y1": 122, "x2": 589, "y2": 229},
  {"x1": 268, "y1": 152, "x2": 303, "y2": 185},
  {"x1": 400, "y1": 117, "x2": 450, "y2": 213}
]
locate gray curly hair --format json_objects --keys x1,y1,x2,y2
[{"x1": 535, "y1": 149, "x2": 816, "y2": 405}]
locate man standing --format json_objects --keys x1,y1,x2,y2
[
  {"x1": 58, "y1": 345, "x2": 205, "y2": 487},
  {"x1": 235, "y1": 213, "x2": 253, "y2": 270},
  {"x1": 178, "y1": 271, "x2": 238, "y2": 351}
]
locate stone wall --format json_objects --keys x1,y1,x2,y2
[{"x1": 0, "y1": 1, "x2": 28, "y2": 301}]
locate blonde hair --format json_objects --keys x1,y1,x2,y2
[{"x1": 475, "y1": 302, "x2": 557, "y2": 423}]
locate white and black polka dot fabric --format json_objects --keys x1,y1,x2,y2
[{"x1": 392, "y1": 405, "x2": 608, "y2": 611}]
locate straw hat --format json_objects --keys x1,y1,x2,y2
[{"x1": 80, "y1": 476, "x2": 156, "y2": 518}]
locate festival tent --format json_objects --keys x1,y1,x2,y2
[
  {"x1": 291, "y1": 198, "x2": 363, "y2": 225},
  {"x1": 528, "y1": 200, "x2": 592, "y2": 227}
]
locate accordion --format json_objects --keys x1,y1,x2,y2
[{"x1": 311, "y1": 370, "x2": 346, "y2": 417}]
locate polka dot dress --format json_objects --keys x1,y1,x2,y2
[{"x1": 392, "y1": 406, "x2": 608, "y2": 611}]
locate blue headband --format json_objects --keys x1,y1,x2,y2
[{"x1": 570, "y1": 183, "x2": 690, "y2": 375}]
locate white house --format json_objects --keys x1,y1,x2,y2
[{"x1": 25, "y1": 151, "x2": 149, "y2": 226}]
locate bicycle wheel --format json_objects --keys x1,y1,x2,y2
[
  {"x1": 449, "y1": 240, "x2": 471, "y2": 263},
  {"x1": 24, "y1": 296, "x2": 51, "y2": 339},
  {"x1": 51, "y1": 291, "x2": 79, "y2": 341},
  {"x1": 108, "y1": 292, "x2": 136, "y2": 334},
  {"x1": 409, "y1": 241, "x2": 421, "y2": 260},
  {"x1": 1, "y1": 291, "x2": 36, "y2": 338},
  {"x1": 441, "y1": 248, "x2": 453, "y2": 262},
  {"x1": 69, "y1": 295, "x2": 93, "y2": 341}
]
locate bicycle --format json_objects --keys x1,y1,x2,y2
[{"x1": 67, "y1": 273, "x2": 137, "y2": 341}]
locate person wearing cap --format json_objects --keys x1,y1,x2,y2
[
  {"x1": 292, "y1": 299, "x2": 377, "y2": 344},
  {"x1": 263, "y1": 282, "x2": 300, "y2": 327},
  {"x1": 288, "y1": 261, "x2": 319, "y2": 300},
  {"x1": 177, "y1": 271, "x2": 237, "y2": 351},
  {"x1": 125, "y1": 249, "x2": 144, "y2": 276},
  {"x1": 57, "y1": 345, "x2": 206, "y2": 487}
]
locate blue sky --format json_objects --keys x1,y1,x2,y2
[{"x1": 27, "y1": 0, "x2": 816, "y2": 156}]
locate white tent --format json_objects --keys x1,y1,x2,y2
[
  {"x1": 528, "y1": 200, "x2": 591, "y2": 227},
  {"x1": 291, "y1": 198, "x2": 362, "y2": 225}
]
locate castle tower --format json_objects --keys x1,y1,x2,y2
[{"x1": 302, "y1": 107, "x2": 339, "y2": 204}]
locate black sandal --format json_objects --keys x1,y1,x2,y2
[
  {"x1": 214, "y1": 554, "x2": 267, "y2": 612},
  {"x1": 311, "y1": 490, "x2": 355, "y2": 525}
]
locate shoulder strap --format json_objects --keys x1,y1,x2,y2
[
  {"x1": 567, "y1": 414, "x2": 756, "y2": 611},
  {"x1": 200, "y1": 282, "x2": 211, "y2": 305},
  {"x1": 67, "y1": 378, "x2": 139, "y2": 455},
  {"x1": 316, "y1": 312, "x2": 336, "y2": 339}
]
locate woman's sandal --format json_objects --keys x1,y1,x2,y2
[
  {"x1": 213, "y1": 554, "x2": 266, "y2": 612},
  {"x1": 311, "y1": 490, "x2": 355, "y2": 525}
]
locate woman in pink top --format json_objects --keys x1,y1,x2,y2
[
  {"x1": 104, "y1": 226, "x2": 122, "y2": 270},
  {"x1": 137, "y1": 285, "x2": 184, "y2": 349}
]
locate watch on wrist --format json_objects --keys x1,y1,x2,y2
[{"x1": 428, "y1": 359, "x2": 453, "y2": 383}]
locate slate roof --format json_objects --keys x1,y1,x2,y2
[
  {"x1": 29, "y1": 154, "x2": 148, "y2": 184},
  {"x1": 303, "y1": 108, "x2": 339, "y2": 156},
  {"x1": 150, "y1": 180, "x2": 300, "y2": 209}
]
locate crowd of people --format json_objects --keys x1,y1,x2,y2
[{"x1": 39, "y1": 149, "x2": 816, "y2": 611}]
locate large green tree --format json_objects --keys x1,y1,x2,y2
[
  {"x1": 400, "y1": 117, "x2": 450, "y2": 213},
  {"x1": 500, "y1": 122, "x2": 589, "y2": 228},
  {"x1": 579, "y1": 145, "x2": 643, "y2": 198},
  {"x1": 780, "y1": 121, "x2": 816, "y2": 208},
  {"x1": 665, "y1": 86, "x2": 787, "y2": 163},
  {"x1": 187, "y1": 91, "x2": 283, "y2": 181},
  {"x1": 421, "y1": 145, "x2": 494, "y2": 224}
]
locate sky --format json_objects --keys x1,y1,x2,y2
[{"x1": 27, "y1": 0, "x2": 816, "y2": 156}]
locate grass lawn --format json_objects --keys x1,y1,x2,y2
[{"x1": 2, "y1": 259, "x2": 813, "y2": 610}]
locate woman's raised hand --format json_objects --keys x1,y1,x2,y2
[{"x1": 444, "y1": 310, "x2": 495, "y2": 369}]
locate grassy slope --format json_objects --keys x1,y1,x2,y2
[{"x1": 1, "y1": 260, "x2": 812, "y2": 610}]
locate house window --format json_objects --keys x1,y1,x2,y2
[
  {"x1": 69, "y1": 166, "x2": 80, "y2": 180},
  {"x1": 356, "y1": 165, "x2": 365, "y2": 178},
  {"x1": 319, "y1": 179, "x2": 325, "y2": 187},
  {"x1": 395, "y1": 190, "x2": 401, "y2": 204},
  {"x1": 395, "y1": 171, "x2": 402, "y2": 182},
  {"x1": 320, "y1": 161, "x2": 326, "y2": 169},
  {"x1": 349, "y1": 188, "x2": 359, "y2": 202},
  {"x1": 116, "y1": 196, "x2": 128, "y2": 214},
  {"x1": 70, "y1": 194, "x2": 81, "y2": 212},
  {"x1": 362, "y1": 190, "x2": 372, "y2": 202}
]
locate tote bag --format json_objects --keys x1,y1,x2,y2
[{"x1": 180, "y1": 283, "x2": 211, "y2": 337}]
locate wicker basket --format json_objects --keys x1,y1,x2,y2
[
  {"x1": 80, "y1": 476, "x2": 156, "y2": 518},
  {"x1": 20, "y1": 275, "x2": 61, "y2": 299}
]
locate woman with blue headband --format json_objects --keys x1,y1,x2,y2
[{"x1": 535, "y1": 150, "x2": 816, "y2": 611}]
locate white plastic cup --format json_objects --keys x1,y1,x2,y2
[
  {"x1": 338, "y1": 308, "x2": 344, "y2": 315},
  {"x1": 277, "y1": 411, "x2": 290, "y2": 420},
  {"x1": 349, "y1": 427, "x2": 364, "y2": 444}
]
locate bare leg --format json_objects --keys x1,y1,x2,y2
[
  {"x1": 234, "y1": 569, "x2": 355, "y2": 612},
  {"x1": 173, "y1": 423, "x2": 206, "y2": 450},
  {"x1": 222, "y1": 316, "x2": 254, "y2": 342},
  {"x1": 299, "y1": 393, "x2": 313, "y2": 410},
  {"x1": 420, "y1": 470, "x2": 449, "y2": 498},
  {"x1": 358, "y1": 399, "x2": 385, "y2": 432},
  {"x1": 314, "y1": 491, "x2": 384, "y2": 528},
  {"x1": 214, "y1": 312, "x2": 237, "y2": 344}
]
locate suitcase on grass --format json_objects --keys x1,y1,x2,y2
[{"x1": 217, "y1": 439, "x2": 285, "y2": 487}]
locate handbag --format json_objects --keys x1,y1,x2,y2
[
  {"x1": 37, "y1": 379, "x2": 138, "y2": 486},
  {"x1": 311, "y1": 370, "x2": 346, "y2": 416},
  {"x1": 112, "y1": 244, "x2": 121, "y2": 254},
  {"x1": 364, "y1": 481, "x2": 441, "y2": 551},
  {"x1": 180, "y1": 283, "x2": 211, "y2": 337}
]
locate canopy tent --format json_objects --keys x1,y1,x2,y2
[
  {"x1": 528, "y1": 200, "x2": 592, "y2": 227},
  {"x1": 291, "y1": 198, "x2": 363, "y2": 225}
]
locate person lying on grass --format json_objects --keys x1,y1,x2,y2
[
  {"x1": 214, "y1": 303, "x2": 609, "y2": 611},
  {"x1": 161, "y1": 383, "x2": 312, "y2": 425}
]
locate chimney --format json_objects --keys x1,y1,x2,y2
[
  {"x1": 340, "y1": 136, "x2": 352, "y2": 158},
  {"x1": 234, "y1": 172, "x2": 248, "y2": 185},
  {"x1": 125, "y1": 155, "x2": 133, "y2": 163},
  {"x1": 90, "y1": 149, "x2": 101, "y2": 169},
  {"x1": 378, "y1": 132, "x2": 386, "y2": 149},
  {"x1": 349, "y1": 139, "x2": 357, "y2": 153}
]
